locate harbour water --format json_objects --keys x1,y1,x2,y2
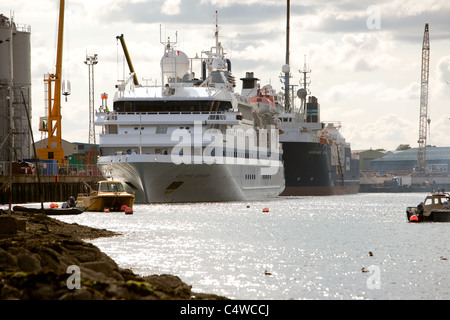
[{"x1": 53, "y1": 193, "x2": 449, "y2": 300}]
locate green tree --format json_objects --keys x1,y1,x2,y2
[{"x1": 395, "y1": 144, "x2": 411, "y2": 151}]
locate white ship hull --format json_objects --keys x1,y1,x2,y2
[{"x1": 98, "y1": 154, "x2": 285, "y2": 203}]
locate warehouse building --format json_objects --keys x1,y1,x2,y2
[{"x1": 370, "y1": 147, "x2": 450, "y2": 174}]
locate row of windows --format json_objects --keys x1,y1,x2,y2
[
  {"x1": 114, "y1": 100, "x2": 233, "y2": 113},
  {"x1": 244, "y1": 174, "x2": 273, "y2": 180}
]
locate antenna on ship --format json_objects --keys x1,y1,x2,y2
[
  {"x1": 283, "y1": 0, "x2": 291, "y2": 112},
  {"x1": 215, "y1": 11, "x2": 219, "y2": 55},
  {"x1": 280, "y1": 0, "x2": 292, "y2": 112},
  {"x1": 297, "y1": 55, "x2": 311, "y2": 113},
  {"x1": 160, "y1": 24, "x2": 178, "y2": 49}
]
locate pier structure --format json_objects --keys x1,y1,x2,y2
[{"x1": 0, "y1": 172, "x2": 104, "y2": 204}]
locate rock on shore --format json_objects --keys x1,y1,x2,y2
[{"x1": 0, "y1": 210, "x2": 227, "y2": 300}]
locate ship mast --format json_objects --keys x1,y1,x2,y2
[
  {"x1": 215, "y1": 11, "x2": 220, "y2": 56},
  {"x1": 298, "y1": 55, "x2": 311, "y2": 114},
  {"x1": 284, "y1": 0, "x2": 290, "y2": 112}
]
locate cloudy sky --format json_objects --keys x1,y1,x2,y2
[{"x1": 3, "y1": 0, "x2": 450, "y2": 151}]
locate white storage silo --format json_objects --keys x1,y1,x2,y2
[{"x1": 0, "y1": 14, "x2": 32, "y2": 163}]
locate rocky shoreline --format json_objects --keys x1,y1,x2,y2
[{"x1": 0, "y1": 209, "x2": 227, "y2": 300}]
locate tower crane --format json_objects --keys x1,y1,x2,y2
[{"x1": 417, "y1": 23, "x2": 430, "y2": 174}]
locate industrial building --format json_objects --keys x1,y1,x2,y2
[
  {"x1": 370, "y1": 147, "x2": 450, "y2": 174},
  {"x1": 0, "y1": 14, "x2": 32, "y2": 162},
  {"x1": 354, "y1": 149, "x2": 386, "y2": 171},
  {"x1": 359, "y1": 147, "x2": 450, "y2": 192}
]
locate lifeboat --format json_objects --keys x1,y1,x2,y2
[
  {"x1": 319, "y1": 129, "x2": 334, "y2": 145},
  {"x1": 250, "y1": 87, "x2": 277, "y2": 115}
]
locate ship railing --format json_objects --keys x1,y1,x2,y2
[
  {"x1": 97, "y1": 111, "x2": 239, "y2": 123},
  {"x1": 15, "y1": 24, "x2": 31, "y2": 33},
  {"x1": 98, "y1": 110, "x2": 231, "y2": 116},
  {"x1": 323, "y1": 121, "x2": 342, "y2": 130}
]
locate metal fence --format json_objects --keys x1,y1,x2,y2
[{"x1": 0, "y1": 161, "x2": 103, "y2": 177}]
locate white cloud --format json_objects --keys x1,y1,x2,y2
[
  {"x1": 295, "y1": 31, "x2": 400, "y2": 77},
  {"x1": 3, "y1": 0, "x2": 449, "y2": 151},
  {"x1": 435, "y1": 55, "x2": 450, "y2": 98},
  {"x1": 161, "y1": 0, "x2": 181, "y2": 15},
  {"x1": 342, "y1": 113, "x2": 416, "y2": 150},
  {"x1": 199, "y1": 0, "x2": 281, "y2": 8},
  {"x1": 381, "y1": 0, "x2": 450, "y2": 17}
]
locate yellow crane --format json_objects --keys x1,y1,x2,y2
[
  {"x1": 116, "y1": 34, "x2": 139, "y2": 86},
  {"x1": 37, "y1": 0, "x2": 65, "y2": 164}
]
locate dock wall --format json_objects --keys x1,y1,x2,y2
[{"x1": 1, "y1": 175, "x2": 104, "y2": 204}]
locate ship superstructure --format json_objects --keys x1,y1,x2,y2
[
  {"x1": 95, "y1": 14, "x2": 285, "y2": 203},
  {"x1": 278, "y1": 61, "x2": 359, "y2": 196},
  {"x1": 276, "y1": 1, "x2": 359, "y2": 196}
]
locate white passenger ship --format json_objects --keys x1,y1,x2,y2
[{"x1": 95, "y1": 15, "x2": 285, "y2": 203}]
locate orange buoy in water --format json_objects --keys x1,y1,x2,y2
[
  {"x1": 50, "y1": 203, "x2": 58, "y2": 208},
  {"x1": 121, "y1": 205, "x2": 128, "y2": 211},
  {"x1": 105, "y1": 209, "x2": 110, "y2": 213},
  {"x1": 262, "y1": 207, "x2": 269, "y2": 213},
  {"x1": 125, "y1": 207, "x2": 133, "y2": 215},
  {"x1": 409, "y1": 215, "x2": 419, "y2": 222}
]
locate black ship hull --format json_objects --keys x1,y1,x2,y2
[{"x1": 280, "y1": 141, "x2": 360, "y2": 196}]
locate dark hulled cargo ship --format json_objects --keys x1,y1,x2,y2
[
  {"x1": 278, "y1": 89, "x2": 360, "y2": 196},
  {"x1": 277, "y1": 1, "x2": 359, "y2": 196}
]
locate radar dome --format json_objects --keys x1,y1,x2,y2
[
  {"x1": 161, "y1": 50, "x2": 189, "y2": 78},
  {"x1": 212, "y1": 58, "x2": 225, "y2": 70},
  {"x1": 297, "y1": 88, "x2": 307, "y2": 99}
]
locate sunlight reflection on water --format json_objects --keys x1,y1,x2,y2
[{"x1": 57, "y1": 193, "x2": 450, "y2": 300}]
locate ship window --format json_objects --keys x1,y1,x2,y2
[
  {"x1": 118, "y1": 100, "x2": 233, "y2": 113},
  {"x1": 100, "y1": 182, "x2": 124, "y2": 192},
  {"x1": 107, "y1": 125, "x2": 118, "y2": 134},
  {"x1": 156, "y1": 126, "x2": 168, "y2": 134},
  {"x1": 124, "y1": 102, "x2": 133, "y2": 112}
]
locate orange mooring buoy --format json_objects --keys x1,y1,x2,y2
[
  {"x1": 262, "y1": 207, "x2": 269, "y2": 213},
  {"x1": 125, "y1": 207, "x2": 133, "y2": 215},
  {"x1": 105, "y1": 209, "x2": 110, "y2": 213},
  {"x1": 409, "y1": 215, "x2": 419, "y2": 222},
  {"x1": 121, "y1": 204, "x2": 128, "y2": 211}
]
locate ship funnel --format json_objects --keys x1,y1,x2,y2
[{"x1": 240, "y1": 72, "x2": 259, "y2": 97}]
